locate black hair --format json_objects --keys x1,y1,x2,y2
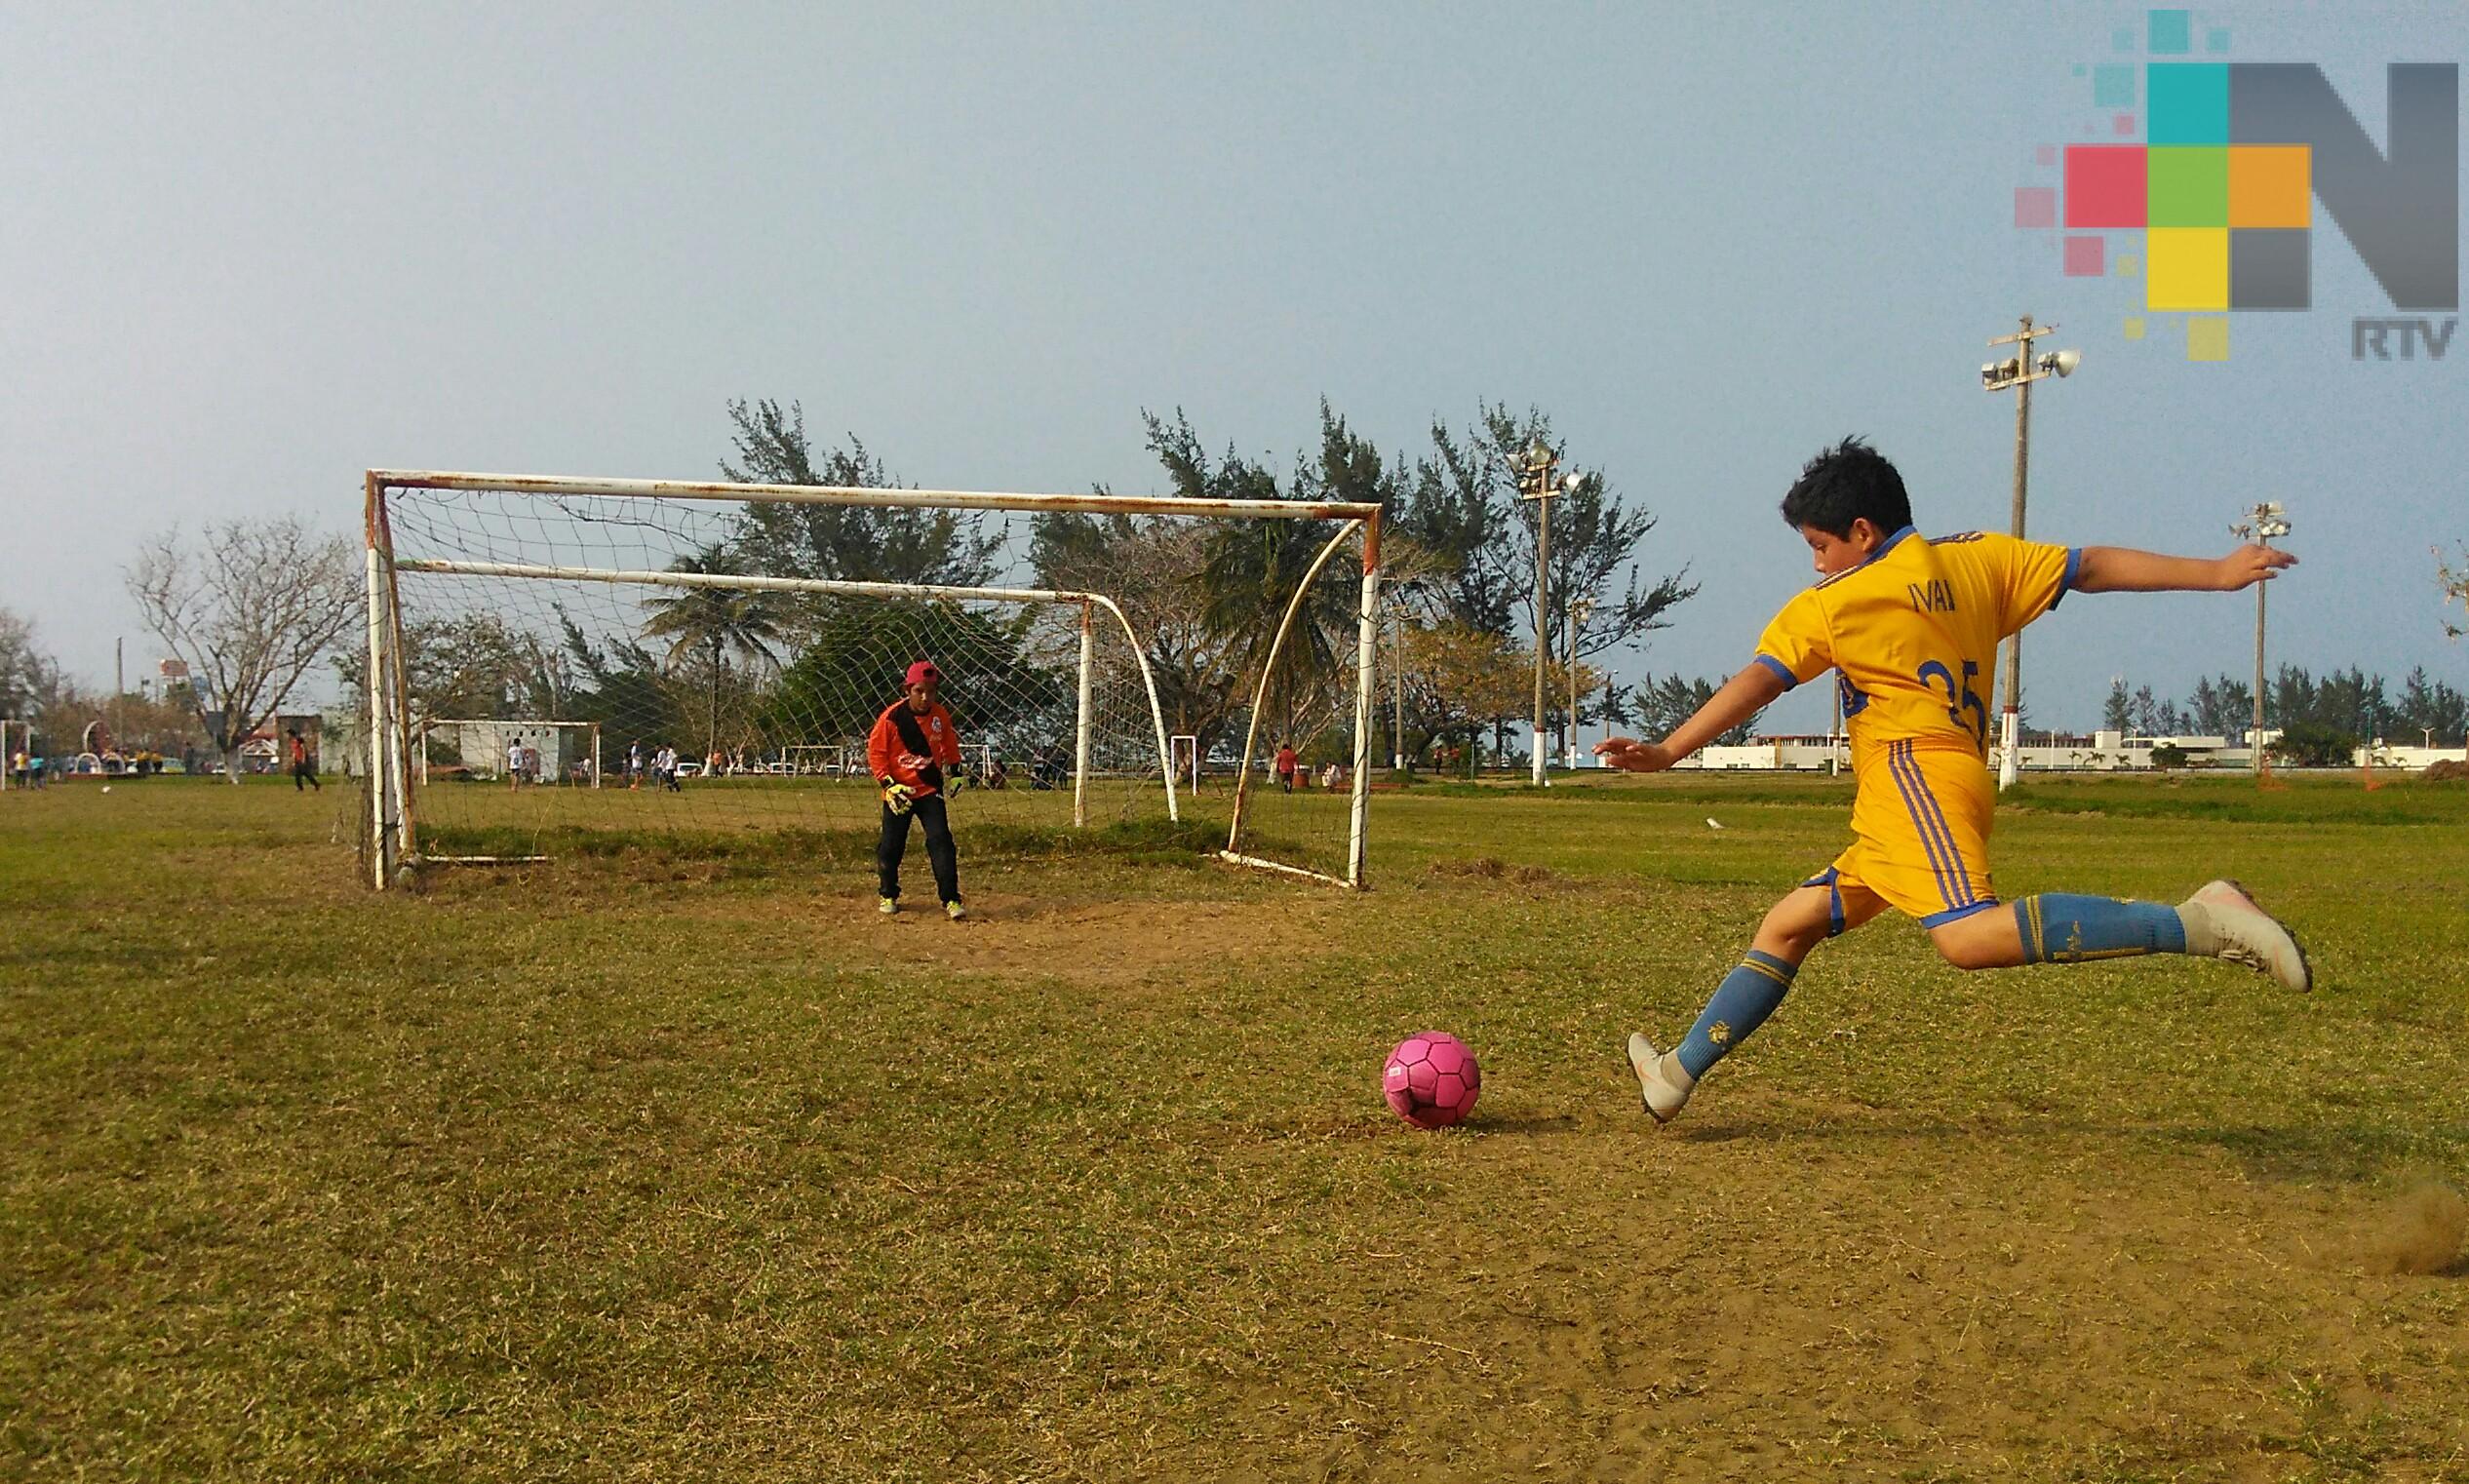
[{"x1": 1779, "y1": 436, "x2": 1912, "y2": 538}]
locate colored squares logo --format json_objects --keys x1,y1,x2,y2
[
  {"x1": 2060, "y1": 140, "x2": 2314, "y2": 309},
  {"x1": 2064, "y1": 147, "x2": 2146, "y2": 227},
  {"x1": 2229, "y1": 146, "x2": 2309, "y2": 228},
  {"x1": 2148, "y1": 228, "x2": 2228, "y2": 309},
  {"x1": 2149, "y1": 148, "x2": 2227, "y2": 225},
  {"x1": 2148, "y1": 63, "x2": 2228, "y2": 142}
]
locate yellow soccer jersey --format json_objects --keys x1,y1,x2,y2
[{"x1": 1753, "y1": 527, "x2": 2079, "y2": 757}]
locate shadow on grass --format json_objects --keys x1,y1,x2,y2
[
  {"x1": 1652, "y1": 1113, "x2": 2469, "y2": 1186},
  {"x1": 414, "y1": 815, "x2": 1277, "y2": 880}
]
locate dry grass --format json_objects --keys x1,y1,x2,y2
[{"x1": 4, "y1": 773, "x2": 2468, "y2": 1480}]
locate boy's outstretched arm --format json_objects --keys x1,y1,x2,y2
[
  {"x1": 2075, "y1": 541, "x2": 2295, "y2": 594},
  {"x1": 1594, "y1": 662, "x2": 1788, "y2": 773}
]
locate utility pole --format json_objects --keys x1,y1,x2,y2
[
  {"x1": 2230, "y1": 501, "x2": 2291, "y2": 772},
  {"x1": 1979, "y1": 317, "x2": 2080, "y2": 788},
  {"x1": 1566, "y1": 595, "x2": 1594, "y2": 768},
  {"x1": 1513, "y1": 440, "x2": 1566, "y2": 788},
  {"x1": 1390, "y1": 603, "x2": 1407, "y2": 771}
]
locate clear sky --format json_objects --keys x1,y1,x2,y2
[{"x1": 4, "y1": 2, "x2": 2462, "y2": 732}]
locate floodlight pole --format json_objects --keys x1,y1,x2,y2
[
  {"x1": 1567, "y1": 595, "x2": 1593, "y2": 768},
  {"x1": 1516, "y1": 442, "x2": 1561, "y2": 788},
  {"x1": 1980, "y1": 315, "x2": 2079, "y2": 789},
  {"x1": 1390, "y1": 601, "x2": 1407, "y2": 771},
  {"x1": 2231, "y1": 502, "x2": 2291, "y2": 773}
]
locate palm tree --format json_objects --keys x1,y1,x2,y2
[{"x1": 641, "y1": 545, "x2": 786, "y2": 761}]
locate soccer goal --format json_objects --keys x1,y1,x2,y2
[
  {"x1": 415, "y1": 718, "x2": 602, "y2": 788},
  {"x1": 780, "y1": 743, "x2": 855, "y2": 776},
  {"x1": 358, "y1": 469, "x2": 1383, "y2": 888}
]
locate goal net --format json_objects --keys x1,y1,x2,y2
[{"x1": 360, "y1": 471, "x2": 1382, "y2": 888}]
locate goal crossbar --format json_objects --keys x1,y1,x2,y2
[{"x1": 372, "y1": 469, "x2": 1383, "y2": 525}]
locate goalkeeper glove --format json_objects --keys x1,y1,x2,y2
[{"x1": 881, "y1": 780, "x2": 918, "y2": 815}]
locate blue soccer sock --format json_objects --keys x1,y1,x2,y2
[
  {"x1": 1674, "y1": 950, "x2": 1798, "y2": 1079},
  {"x1": 2012, "y1": 894, "x2": 2189, "y2": 963}
]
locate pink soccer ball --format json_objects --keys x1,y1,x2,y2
[{"x1": 1383, "y1": 1032, "x2": 1481, "y2": 1129}]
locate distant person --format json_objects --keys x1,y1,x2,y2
[
  {"x1": 29, "y1": 753, "x2": 45, "y2": 789},
  {"x1": 869, "y1": 659, "x2": 966, "y2": 919},
  {"x1": 1320, "y1": 761, "x2": 1342, "y2": 791},
  {"x1": 656, "y1": 745, "x2": 682, "y2": 792},
  {"x1": 628, "y1": 739, "x2": 644, "y2": 790},
  {"x1": 507, "y1": 735, "x2": 526, "y2": 790},
  {"x1": 1274, "y1": 741, "x2": 1298, "y2": 794},
  {"x1": 9, "y1": 749, "x2": 25, "y2": 790},
  {"x1": 287, "y1": 729, "x2": 321, "y2": 793}
]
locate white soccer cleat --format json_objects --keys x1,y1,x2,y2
[
  {"x1": 1626, "y1": 1033, "x2": 1696, "y2": 1124},
  {"x1": 2183, "y1": 879, "x2": 2311, "y2": 992},
  {"x1": 945, "y1": 901, "x2": 967, "y2": 921}
]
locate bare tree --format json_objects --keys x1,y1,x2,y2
[
  {"x1": 126, "y1": 519, "x2": 360, "y2": 782},
  {"x1": 0, "y1": 606, "x2": 66, "y2": 721}
]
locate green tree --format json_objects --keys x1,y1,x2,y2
[
  {"x1": 558, "y1": 615, "x2": 675, "y2": 754},
  {"x1": 641, "y1": 546, "x2": 787, "y2": 758},
  {"x1": 2395, "y1": 665, "x2": 2469, "y2": 745},
  {"x1": 2102, "y1": 678, "x2": 2132, "y2": 733},
  {"x1": 1029, "y1": 514, "x2": 1245, "y2": 756},
  {"x1": 1392, "y1": 405, "x2": 1693, "y2": 759},
  {"x1": 1630, "y1": 673, "x2": 1764, "y2": 747},
  {"x1": 2267, "y1": 719, "x2": 2358, "y2": 768},
  {"x1": 1150, "y1": 407, "x2": 1376, "y2": 749},
  {"x1": 2187, "y1": 674, "x2": 2254, "y2": 739},
  {"x1": 764, "y1": 601, "x2": 1069, "y2": 762},
  {"x1": 0, "y1": 607, "x2": 65, "y2": 723},
  {"x1": 720, "y1": 399, "x2": 1002, "y2": 586}
]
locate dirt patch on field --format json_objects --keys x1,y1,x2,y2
[
  {"x1": 849, "y1": 891, "x2": 1334, "y2": 988},
  {"x1": 2354, "y1": 1182, "x2": 2469, "y2": 1275},
  {"x1": 2425, "y1": 759, "x2": 2469, "y2": 781},
  {"x1": 1428, "y1": 856, "x2": 1556, "y2": 885}
]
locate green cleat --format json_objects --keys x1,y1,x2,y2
[
  {"x1": 878, "y1": 896, "x2": 899, "y2": 916},
  {"x1": 945, "y1": 900, "x2": 967, "y2": 921}
]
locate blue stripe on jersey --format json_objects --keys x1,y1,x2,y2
[
  {"x1": 1752, "y1": 654, "x2": 1799, "y2": 690},
  {"x1": 1901, "y1": 750, "x2": 1978, "y2": 904},
  {"x1": 1813, "y1": 525, "x2": 1919, "y2": 589},
  {"x1": 1885, "y1": 741, "x2": 1960, "y2": 911},
  {"x1": 2051, "y1": 546, "x2": 2085, "y2": 609}
]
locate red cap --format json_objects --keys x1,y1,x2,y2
[{"x1": 904, "y1": 660, "x2": 941, "y2": 687}]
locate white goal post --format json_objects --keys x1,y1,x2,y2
[
  {"x1": 360, "y1": 468, "x2": 1384, "y2": 891},
  {"x1": 0, "y1": 719, "x2": 27, "y2": 789}
]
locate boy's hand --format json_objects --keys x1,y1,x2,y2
[
  {"x1": 2215, "y1": 542, "x2": 2297, "y2": 591},
  {"x1": 1593, "y1": 737, "x2": 1676, "y2": 773}
]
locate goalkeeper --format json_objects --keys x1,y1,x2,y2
[{"x1": 870, "y1": 659, "x2": 968, "y2": 919}]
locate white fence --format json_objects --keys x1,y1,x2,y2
[{"x1": 1663, "y1": 728, "x2": 2469, "y2": 774}]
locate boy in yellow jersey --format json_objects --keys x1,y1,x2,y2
[{"x1": 1596, "y1": 438, "x2": 2309, "y2": 1123}]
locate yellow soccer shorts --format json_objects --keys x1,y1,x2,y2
[{"x1": 1802, "y1": 738, "x2": 2000, "y2": 931}]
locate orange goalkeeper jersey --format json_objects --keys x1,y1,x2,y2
[{"x1": 867, "y1": 699, "x2": 963, "y2": 796}]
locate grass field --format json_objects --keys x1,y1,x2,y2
[{"x1": 4, "y1": 771, "x2": 2467, "y2": 1480}]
